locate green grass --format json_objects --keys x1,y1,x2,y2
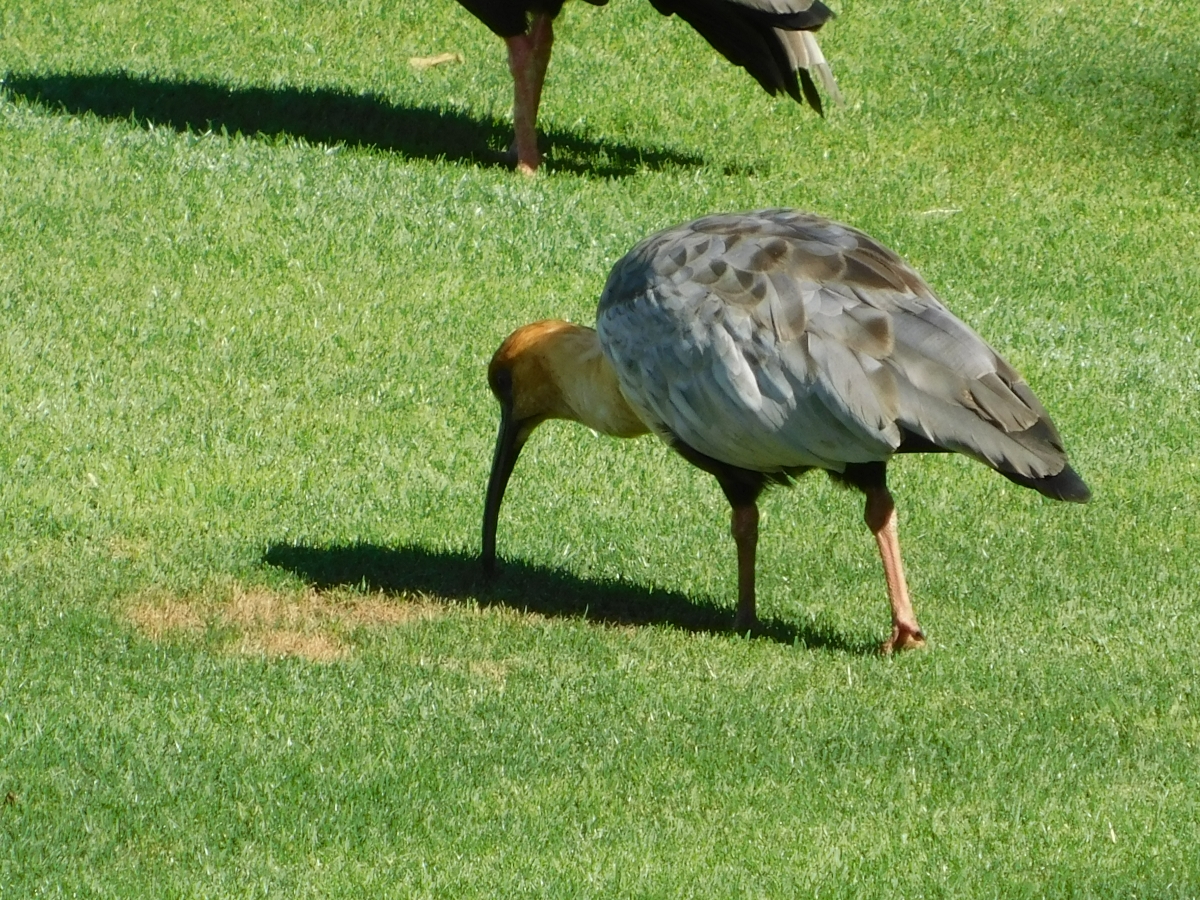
[{"x1": 2, "y1": 0, "x2": 1199, "y2": 895}]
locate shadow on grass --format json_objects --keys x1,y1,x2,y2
[
  {"x1": 262, "y1": 541, "x2": 875, "y2": 654},
  {"x1": 1, "y1": 69, "x2": 706, "y2": 177}
]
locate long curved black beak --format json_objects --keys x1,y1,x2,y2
[{"x1": 482, "y1": 401, "x2": 525, "y2": 577}]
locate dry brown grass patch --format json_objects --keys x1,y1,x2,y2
[
  {"x1": 341, "y1": 595, "x2": 443, "y2": 628},
  {"x1": 125, "y1": 596, "x2": 205, "y2": 641},
  {"x1": 233, "y1": 629, "x2": 348, "y2": 663},
  {"x1": 468, "y1": 659, "x2": 511, "y2": 684},
  {"x1": 124, "y1": 582, "x2": 447, "y2": 662}
]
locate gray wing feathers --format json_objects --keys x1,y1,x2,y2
[
  {"x1": 879, "y1": 300, "x2": 1068, "y2": 477},
  {"x1": 598, "y1": 211, "x2": 1071, "y2": 480}
]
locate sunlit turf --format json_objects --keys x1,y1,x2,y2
[{"x1": 2, "y1": 0, "x2": 1199, "y2": 896}]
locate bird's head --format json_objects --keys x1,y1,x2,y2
[
  {"x1": 481, "y1": 319, "x2": 647, "y2": 576},
  {"x1": 487, "y1": 318, "x2": 587, "y2": 438}
]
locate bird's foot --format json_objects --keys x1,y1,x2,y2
[
  {"x1": 881, "y1": 623, "x2": 926, "y2": 655},
  {"x1": 504, "y1": 140, "x2": 541, "y2": 176},
  {"x1": 732, "y1": 611, "x2": 760, "y2": 636}
]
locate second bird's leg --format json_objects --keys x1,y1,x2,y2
[
  {"x1": 864, "y1": 486, "x2": 926, "y2": 653},
  {"x1": 731, "y1": 503, "x2": 759, "y2": 633},
  {"x1": 504, "y1": 13, "x2": 554, "y2": 175}
]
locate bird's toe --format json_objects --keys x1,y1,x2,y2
[
  {"x1": 503, "y1": 139, "x2": 541, "y2": 175},
  {"x1": 881, "y1": 625, "x2": 926, "y2": 655}
]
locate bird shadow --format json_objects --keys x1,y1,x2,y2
[
  {"x1": 1, "y1": 69, "x2": 706, "y2": 178},
  {"x1": 261, "y1": 541, "x2": 875, "y2": 654}
]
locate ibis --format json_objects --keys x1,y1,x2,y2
[
  {"x1": 455, "y1": 0, "x2": 841, "y2": 173},
  {"x1": 482, "y1": 210, "x2": 1091, "y2": 651}
]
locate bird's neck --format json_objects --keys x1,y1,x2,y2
[{"x1": 538, "y1": 324, "x2": 650, "y2": 439}]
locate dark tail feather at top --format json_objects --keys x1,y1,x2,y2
[
  {"x1": 1000, "y1": 463, "x2": 1092, "y2": 503},
  {"x1": 648, "y1": 0, "x2": 838, "y2": 113},
  {"x1": 797, "y1": 67, "x2": 823, "y2": 115}
]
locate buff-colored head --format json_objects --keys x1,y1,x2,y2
[
  {"x1": 487, "y1": 319, "x2": 587, "y2": 438},
  {"x1": 487, "y1": 319, "x2": 649, "y2": 440}
]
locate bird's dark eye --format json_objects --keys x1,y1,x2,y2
[{"x1": 490, "y1": 366, "x2": 514, "y2": 403}]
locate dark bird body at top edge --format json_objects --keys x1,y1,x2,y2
[
  {"x1": 455, "y1": 0, "x2": 841, "y2": 173},
  {"x1": 483, "y1": 210, "x2": 1090, "y2": 652}
]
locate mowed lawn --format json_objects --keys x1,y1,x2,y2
[{"x1": 2, "y1": 0, "x2": 1198, "y2": 895}]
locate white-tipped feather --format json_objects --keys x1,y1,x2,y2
[{"x1": 795, "y1": 30, "x2": 843, "y2": 106}]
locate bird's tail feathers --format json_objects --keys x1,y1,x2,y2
[
  {"x1": 893, "y1": 383, "x2": 1090, "y2": 503},
  {"x1": 998, "y1": 462, "x2": 1092, "y2": 503},
  {"x1": 785, "y1": 30, "x2": 843, "y2": 107}
]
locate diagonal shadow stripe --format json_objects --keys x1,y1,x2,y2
[
  {"x1": 262, "y1": 541, "x2": 876, "y2": 654},
  {"x1": 2, "y1": 69, "x2": 706, "y2": 177}
]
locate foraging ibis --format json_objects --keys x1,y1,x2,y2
[
  {"x1": 456, "y1": 0, "x2": 841, "y2": 173},
  {"x1": 482, "y1": 210, "x2": 1091, "y2": 651}
]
